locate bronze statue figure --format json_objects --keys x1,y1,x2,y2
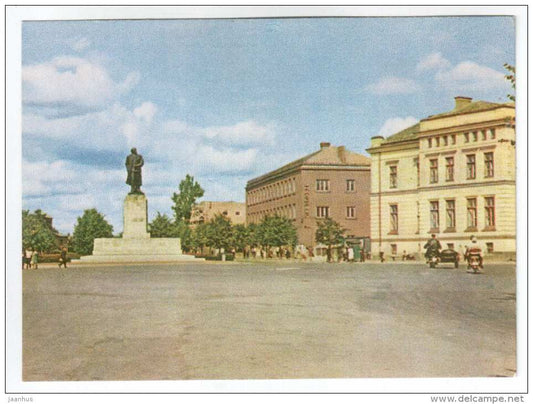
[{"x1": 125, "y1": 147, "x2": 144, "y2": 194}]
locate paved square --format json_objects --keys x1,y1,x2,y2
[{"x1": 23, "y1": 262, "x2": 515, "y2": 380}]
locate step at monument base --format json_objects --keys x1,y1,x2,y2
[{"x1": 74, "y1": 237, "x2": 204, "y2": 263}]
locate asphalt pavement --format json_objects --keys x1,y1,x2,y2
[{"x1": 22, "y1": 260, "x2": 516, "y2": 380}]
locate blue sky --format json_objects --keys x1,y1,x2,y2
[{"x1": 21, "y1": 16, "x2": 515, "y2": 234}]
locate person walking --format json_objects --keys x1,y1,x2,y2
[
  {"x1": 31, "y1": 250, "x2": 39, "y2": 269},
  {"x1": 58, "y1": 247, "x2": 68, "y2": 269}
]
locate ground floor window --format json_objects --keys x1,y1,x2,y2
[
  {"x1": 486, "y1": 242, "x2": 494, "y2": 253},
  {"x1": 484, "y1": 196, "x2": 495, "y2": 228},
  {"x1": 430, "y1": 201, "x2": 439, "y2": 230},
  {"x1": 390, "y1": 204, "x2": 398, "y2": 234},
  {"x1": 391, "y1": 244, "x2": 397, "y2": 256},
  {"x1": 467, "y1": 198, "x2": 477, "y2": 229}
]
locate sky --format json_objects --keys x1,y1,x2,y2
[{"x1": 21, "y1": 16, "x2": 515, "y2": 234}]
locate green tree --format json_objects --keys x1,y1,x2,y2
[
  {"x1": 232, "y1": 224, "x2": 250, "y2": 252},
  {"x1": 22, "y1": 209, "x2": 57, "y2": 252},
  {"x1": 257, "y1": 215, "x2": 297, "y2": 248},
  {"x1": 504, "y1": 63, "x2": 516, "y2": 102},
  {"x1": 191, "y1": 222, "x2": 209, "y2": 253},
  {"x1": 72, "y1": 209, "x2": 113, "y2": 255},
  {"x1": 247, "y1": 223, "x2": 261, "y2": 247},
  {"x1": 175, "y1": 220, "x2": 192, "y2": 252},
  {"x1": 205, "y1": 214, "x2": 233, "y2": 252},
  {"x1": 149, "y1": 212, "x2": 177, "y2": 238},
  {"x1": 171, "y1": 175, "x2": 204, "y2": 224},
  {"x1": 315, "y1": 217, "x2": 346, "y2": 262}
]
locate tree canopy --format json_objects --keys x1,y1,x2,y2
[
  {"x1": 22, "y1": 209, "x2": 57, "y2": 252},
  {"x1": 504, "y1": 63, "x2": 516, "y2": 102},
  {"x1": 72, "y1": 208, "x2": 114, "y2": 255},
  {"x1": 315, "y1": 217, "x2": 346, "y2": 262},
  {"x1": 171, "y1": 175, "x2": 204, "y2": 224},
  {"x1": 205, "y1": 214, "x2": 233, "y2": 251},
  {"x1": 149, "y1": 212, "x2": 177, "y2": 238},
  {"x1": 257, "y1": 215, "x2": 297, "y2": 248}
]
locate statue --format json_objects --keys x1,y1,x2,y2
[{"x1": 125, "y1": 147, "x2": 144, "y2": 194}]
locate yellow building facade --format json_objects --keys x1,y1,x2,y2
[{"x1": 367, "y1": 97, "x2": 515, "y2": 259}]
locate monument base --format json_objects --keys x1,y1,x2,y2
[
  {"x1": 74, "y1": 192, "x2": 204, "y2": 264},
  {"x1": 74, "y1": 237, "x2": 203, "y2": 263}
]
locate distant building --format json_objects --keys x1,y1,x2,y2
[
  {"x1": 367, "y1": 96, "x2": 515, "y2": 259},
  {"x1": 246, "y1": 142, "x2": 371, "y2": 248},
  {"x1": 190, "y1": 201, "x2": 246, "y2": 226}
]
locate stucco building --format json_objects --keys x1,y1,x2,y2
[
  {"x1": 190, "y1": 201, "x2": 246, "y2": 226},
  {"x1": 367, "y1": 96, "x2": 515, "y2": 259},
  {"x1": 246, "y1": 142, "x2": 371, "y2": 248}
]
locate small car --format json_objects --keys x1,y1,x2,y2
[{"x1": 439, "y1": 248, "x2": 460, "y2": 268}]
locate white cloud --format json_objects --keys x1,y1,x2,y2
[
  {"x1": 195, "y1": 145, "x2": 258, "y2": 173},
  {"x1": 366, "y1": 76, "x2": 421, "y2": 95},
  {"x1": 23, "y1": 101, "x2": 158, "y2": 151},
  {"x1": 133, "y1": 102, "x2": 157, "y2": 124},
  {"x1": 416, "y1": 52, "x2": 451, "y2": 71},
  {"x1": 156, "y1": 119, "x2": 277, "y2": 175},
  {"x1": 71, "y1": 37, "x2": 91, "y2": 52},
  {"x1": 435, "y1": 61, "x2": 507, "y2": 92},
  {"x1": 22, "y1": 56, "x2": 139, "y2": 110},
  {"x1": 378, "y1": 116, "x2": 418, "y2": 137},
  {"x1": 201, "y1": 120, "x2": 276, "y2": 147},
  {"x1": 163, "y1": 119, "x2": 275, "y2": 147}
]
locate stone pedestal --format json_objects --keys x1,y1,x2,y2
[{"x1": 75, "y1": 193, "x2": 203, "y2": 263}]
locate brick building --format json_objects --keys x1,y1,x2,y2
[
  {"x1": 190, "y1": 201, "x2": 246, "y2": 226},
  {"x1": 246, "y1": 142, "x2": 371, "y2": 248}
]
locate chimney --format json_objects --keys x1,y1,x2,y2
[
  {"x1": 454, "y1": 96, "x2": 472, "y2": 110},
  {"x1": 337, "y1": 146, "x2": 346, "y2": 163},
  {"x1": 370, "y1": 136, "x2": 384, "y2": 148},
  {"x1": 320, "y1": 142, "x2": 331, "y2": 149}
]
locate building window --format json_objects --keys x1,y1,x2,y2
[
  {"x1": 428, "y1": 138, "x2": 432, "y2": 148},
  {"x1": 235, "y1": 211, "x2": 240, "y2": 216},
  {"x1": 484, "y1": 152, "x2": 494, "y2": 178},
  {"x1": 443, "y1": 136, "x2": 448, "y2": 146},
  {"x1": 466, "y1": 154, "x2": 476, "y2": 179},
  {"x1": 447, "y1": 243, "x2": 455, "y2": 250},
  {"x1": 464, "y1": 132, "x2": 469, "y2": 143},
  {"x1": 316, "y1": 179, "x2": 330, "y2": 192},
  {"x1": 490, "y1": 128, "x2": 496, "y2": 139},
  {"x1": 486, "y1": 242, "x2": 494, "y2": 253},
  {"x1": 390, "y1": 204, "x2": 398, "y2": 234},
  {"x1": 316, "y1": 206, "x2": 329, "y2": 218},
  {"x1": 451, "y1": 134, "x2": 456, "y2": 145},
  {"x1": 389, "y1": 165, "x2": 398, "y2": 188},
  {"x1": 445, "y1": 157, "x2": 454, "y2": 181},
  {"x1": 391, "y1": 244, "x2": 398, "y2": 256},
  {"x1": 346, "y1": 206, "x2": 356, "y2": 218},
  {"x1": 472, "y1": 131, "x2": 478, "y2": 142},
  {"x1": 481, "y1": 130, "x2": 487, "y2": 140},
  {"x1": 346, "y1": 179, "x2": 355, "y2": 192},
  {"x1": 430, "y1": 201, "x2": 439, "y2": 230},
  {"x1": 446, "y1": 199, "x2": 456, "y2": 230},
  {"x1": 484, "y1": 196, "x2": 495, "y2": 228},
  {"x1": 429, "y1": 159, "x2": 438, "y2": 183},
  {"x1": 467, "y1": 198, "x2": 477, "y2": 229},
  {"x1": 435, "y1": 137, "x2": 440, "y2": 147}
]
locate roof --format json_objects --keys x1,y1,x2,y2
[
  {"x1": 381, "y1": 99, "x2": 514, "y2": 145},
  {"x1": 423, "y1": 100, "x2": 513, "y2": 120},
  {"x1": 382, "y1": 123, "x2": 420, "y2": 145},
  {"x1": 247, "y1": 145, "x2": 370, "y2": 187}
]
